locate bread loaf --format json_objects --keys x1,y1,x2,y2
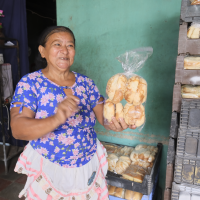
[
  {"x1": 191, "y1": 27, "x2": 200, "y2": 39},
  {"x1": 132, "y1": 192, "x2": 143, "y2": 200},
  {"x1": 184, "y1": 57, "x2": 200, "y2": 69},
  {"x1": 181, "y1": 85, "x2": 200, "y2": 99},
  {"x1": 124, "y1": 75, "x2": 147, "y2": 105},
  {"x1": 191, "y1": 0, "x2": 200, "y2": 5},
  {"x1": 125, "y1": 190, "x2": 135, "y2": 200},
  {"x1": 116, "y1": 103, "x2": 124, "y2": 122},
  {"x1": 115, "y1": 156, "x2": 131, "y2": 174},
  {"x1": 107, "y1": 154, "x2": 118, "y2": 172},
  {"x1": 187, "y1": 26, "x2": 195, "y2": 38},
  {"x1": 124, "y1": 103, "x2": 145, "y2": 127},
  {"x1": 103, "y1": 99, "x2": 115, "y2": 122},
  {"x1": 115, "y1": 187, "x2": 125, "y2": 198},
  {"x1": 106, "y1": 74, "x2": 127, "y2": 104},
  {"x1": 108, "y1": 185, "x2": 116, "y2": 196}
]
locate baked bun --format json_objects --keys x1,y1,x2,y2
[
  {"x1": 108, "y1": 185, "x2": 116, "y2": 196},
  {"x1": 191, "y1": 0, "x2": 200, "y2": 5},
  {"x1": 107, "y1": 153, "x2": 118, "y2": 172},
  {"x1": 106, "y1": 74, "x2": 127, "y2": 104},
  {"x1": 116, "y1": 103, "x2": 124, "y2": 122},
  {"x1": 115, "y1": 156, "x2": 131, "y2": 174},
  {"x1": 103, "y1": 99, "x2": 115, "y2": 122},
  {"x1": 124, "y1": 103, "x2": 145, "y2": 127},
  {"x1": 184, "y1": 57, "x2": 200, "y2": 69},
  {"x1": 124, "y1": 75, "x2": 147, "y2": 105}
]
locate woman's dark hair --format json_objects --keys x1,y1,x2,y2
[{"x1": 35, "y1": 26, "x2": 75, "y2": 69}]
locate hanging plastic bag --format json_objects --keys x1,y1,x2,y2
[{"x1": 103, "y1": 47, "x2": 153, "y2": 132}]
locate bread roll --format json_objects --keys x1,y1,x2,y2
[
  {"x1": 132, "y1": 192, "x2": 143, "y2": 200},
  {"x1": 125, "y1": 190, "x2": 135, "y2": 200},
  {"x1": 120, "y1": 146, "x2": 134, "y2": 156},
  {"x1": 182, "y1": 85, "x2": 200, "y2": 94},
  {"x1": 135, "y1": 144, "x2": 148, "y2": 151},
  {"x1": 184, "y1": 57, "x2": 200, "y2": 69},
  {"x1": 124, "y1": 103, "x2": 145, "y2": 127},
  {"x1": 124, "y1": 75, "x2": 147, "y2": 105},
  {"x1": 107, "y1": 154, "x2": 118, "y2": 172},
  {"x1": 191, "y1": 27, "x2": 200, "y2": 39},
  {"x1": 108, "y1": 185, "x2": 116, "y2": 196},
  {"x1": 103, "y1": 99, "x2": 115, "y2": 122},
  {"x1": 187, "y1": 26, "x2": 195, "y2": 38},
  {"x1": 115, "y1": 156, "x2": 131, "y2": 174},
  {"x1": 191, "y1": 0, "x2": 200, "y2": 5},
  {"x1": 116, "y1": 103, "x2": 124, "y2": 122},
  {"x1": 115, "y1": 187, "x2": 125, "y2": 198},
  {"x1": 106, "y1": 74, "x2": 127, "y2": 104}
]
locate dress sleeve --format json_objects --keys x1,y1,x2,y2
[
  {"x1": 88, "y1": 79, "x2": 104, "y2": 109},
  {"x1": 10, "y1": 76, "x2": 37, "y2": 113}
]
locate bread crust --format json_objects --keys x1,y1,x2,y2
[
  {"x1": 124, "y1": 103, "x2": 145, "y2": 127},
  {"x1": 184, "y1": 57, "x2": 200, "y2": 69},
  {"x1": 116, "y1": 103, "x2": 124, "y2": 122},
  {"x1": 124, "y1": 76, "x2": 147, "y2": 105},
  {"x1": 103, "y1": 99, "x2": 115, "y2": 122},
  {"x1": 106, "y1": 74, "x2": 127, "y2": 104}
]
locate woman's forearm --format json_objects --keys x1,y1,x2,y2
[{"x1": 11, "y1": 115, "x2": 60, "y2": 140}]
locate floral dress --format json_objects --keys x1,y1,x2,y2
[{"x1": 11, "y1": 69, "x2": 103, "y2": 168}]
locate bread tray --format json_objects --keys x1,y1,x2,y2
[{"x1": 105, "y1": 143, "x2": 163, "y2": 195}]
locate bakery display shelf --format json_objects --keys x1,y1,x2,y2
[
  {"x1": 169, "y1": 112, "x2": 179, "y2": 138},
  {"x1": 171, "y1": 182, "x2": 200, "y2": 200},
  {"x1": 178, "y1": 23, "x2": 200, "y2": 55},
  {"x1": 179, "y1": 99, "x2": 200, "y2": 131},
  {"x1": 181, "y1": 0, "x2": 200, "y2": 23},
  {"x1": 167, "y1": 138, "x2": 176, "y2": 164},
  {"x1": 165, "y1": 164, "x2": 174, "y2": 189},
  {"x1": 106, "y1": 143, "x2": 162, "y2": 195},
  {"x1": 176, "y1": 128, "x2": 200, "y2": 160},
  {"x1": 174, "y1": 155, "x2": 200, "y2": 185},
  {"x1": 175, "y1": 55, "x2": 200, "y2": 85}
]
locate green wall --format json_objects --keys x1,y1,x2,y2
[{"x1": 57, "y1": 0, "x2": 181, "y2": 194}]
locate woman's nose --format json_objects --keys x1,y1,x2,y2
[{"x1": 61, "y1": 46, "x2": 68, "y2": 54}]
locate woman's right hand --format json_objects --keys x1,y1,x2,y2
[{"x1": 53, "y1": 95, "x2": 80, "y2": 125}]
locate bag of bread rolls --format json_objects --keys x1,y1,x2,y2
[{"x1": 104, "y1": 47, "x2": 153, "y2": 131}]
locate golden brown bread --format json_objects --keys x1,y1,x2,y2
[
  {"x1": 107, "y1": 154, "x2": 118, "y2": 172},
  {"x1": 187, "y1": 26, "x2": 195, "y2": 38},
  {"x1": 125, "y1": 190, "x2": 135, "y2": 200},
  {"x1": 116, "y1": 103, "x2": 124, "y2": 122},
  {"x1": 124, "y1": 103, "x2": 145, "y2": 127},
  {"x1": 115, "y1": 187, "x2": 125, "y2": 198},
  {"x1": 122, "y1": 172, "x2": 144, "y2": 183},
  {"x1": 103, "y1": 99, "x2": 115, "y2": 122},
  {"x1": 191, "y1": 0, "x2": 200, "y2": 5},
  {"x1": 132, "y1": 192, "x2": 143, "y2": 200},
  {"x1": 184, "y1": 57, "x2": 200, "y2": 69},
  {"x1": 124, "y1": 75, "x2": 147, "y2": 105},
  {"x1": 115, "y1": 156, "x2": 131, "y2": 174},
  {"x1": 108, "y1": 185, "x2": 116, "y2": 196},
  {"x1": 106, "y1": 74, "x2": 127, "y2": 104}
]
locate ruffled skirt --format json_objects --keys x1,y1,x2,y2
[{"x1": 14, "y1": 139, "x2": 109, "y2": 200}]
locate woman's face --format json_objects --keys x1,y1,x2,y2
[{"x1": 39, "y1": 31, "x2": 75, "y2": 72}]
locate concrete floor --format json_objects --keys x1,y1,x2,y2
[{"x1": 0, "y1": 145, "x2": 26, "y2": 200}]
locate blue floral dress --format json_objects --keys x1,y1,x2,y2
[{"x1": 11, "y1": 69, "x2": 102, "y2": 168}]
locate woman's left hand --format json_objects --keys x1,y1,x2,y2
[{"x1": 104, "y1": 117, "x2": 137, "y2": 132}]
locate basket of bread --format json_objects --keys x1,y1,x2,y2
[
  {"x1": 103, "y1": 47, "x2": 153, "y2": 131},
  {"x1": 190, "y1": 0, "x2": 200, "y2": 5},
  {"x1": 103, "y1": 141, "x2": 162, "y2": 195}
]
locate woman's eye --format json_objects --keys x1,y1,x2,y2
[
  {"x1": 55, "y1": 43, "x2": 61, "y2": 46},
  {"x1": 68, "y1": 44, "x2": 74, "y2": 48}
]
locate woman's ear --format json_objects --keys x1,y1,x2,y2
[{"x1": 38, "y1": 45, "x2": 45, "y2": 58}]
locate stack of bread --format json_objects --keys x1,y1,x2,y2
[
  {"x1": 190, "y1": 0, "x2": 200, "y2": 5},
  {"x1": 108, "y1": 185, "x2": 143, "y2": 200},
  {"x1": 184, "y1": 56, "x2": 200, "y2": 69},
  {"x1": 181, "y1": 85, "x2": 200, "y2": 98},
  {"x1": 103, "y1": 142, "x2": 158, "y2": 183},
  {"x1": 104, "y1": 74, "x2": 147, "y2": 127},
  {"x1": 187, "y1": 23, "x2": 200, "y2": 39}
]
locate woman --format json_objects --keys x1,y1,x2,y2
[{"x1": 10, "y1": 26, "x2": 136, "y2": 200}]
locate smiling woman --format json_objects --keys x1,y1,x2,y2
[{"x1": 9, "y1": 25, "x2": 135, "y2": 199}]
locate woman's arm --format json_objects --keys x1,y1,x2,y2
[{"x1": 11, "y1": 95, "x2": 80, "y2": 140}]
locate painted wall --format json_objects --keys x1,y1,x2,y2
[{"x1": 57, "y1": 0, "x2": 182, "y2": 193}]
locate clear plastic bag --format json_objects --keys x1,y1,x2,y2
[
  {"x1": 181, "y1": 85, "x2": 200, "y2": 99},
  {"x1": 103, "y1": 47, "x2": 153, "y2": 132},
  {"x1": 190, "y1": 0, "x2": 200, "y2": 5}
]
